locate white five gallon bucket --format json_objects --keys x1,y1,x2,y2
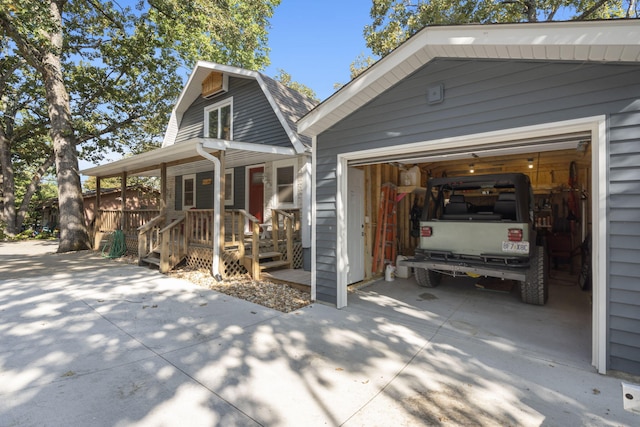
[{"x1": 385, "y1": 264, "x2": 395, "y2": 281}]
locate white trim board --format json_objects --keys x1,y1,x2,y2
[{"x1": 333, "y1": 115, "x2": 607, "y2": 373}]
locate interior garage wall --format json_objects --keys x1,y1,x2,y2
[{"x1": 314, "y1": 59, "x2": 640, "y2": 374}]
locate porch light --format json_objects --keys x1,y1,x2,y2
[
  {"x1": 528, "y1": 158, "x2": 534, "y2": 169},
  {"x1": 469, "y1": 164, "x2": 475, "y2": 173}
]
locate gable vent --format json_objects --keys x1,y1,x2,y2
[{"x1": 202, "y1": 71, "x2": 228, "y2": 99}]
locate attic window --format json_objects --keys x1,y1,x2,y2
[
  {"x1": 202, "y1": 71, "x2": 228, "y2": 99},
  {"x1": 205, "y1": 99, "x2": 232, "y2": 140}
]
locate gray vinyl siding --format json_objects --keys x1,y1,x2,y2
[
  {"x1": 608, "y1": 110, "x2": 640, "y2": 374},
  {"x1": 174, "y1": 167, "x2": 245, "y2": 210},
  {"x1": 174, "y1": 77, "x2": 292, "y2": 147},
  {"x1": 315, "y1": 59, "x2": 640, "y2": 373},
  {"x1": 229, "y1": 166, "x2": 245, "y2": 210}
]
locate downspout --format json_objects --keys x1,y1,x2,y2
[{"x1": 196, "y1": 143, "x2": 223, "y2": 281}]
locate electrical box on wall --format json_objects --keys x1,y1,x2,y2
[{"x1": 427, "y1": 83, "x2": 444, "y2": 104}]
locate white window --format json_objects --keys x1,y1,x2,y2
[
  {"x1": 272, "y1": 159, "x2": 297, "y2": 207},
  {"x1": 224, "y1": 169, "x2": 234, "y2": 206},
  {"x1": 204, "y1": 98, "x2": 233, "y2": 140},
  {"x1": 182, "y1": 174, "x2": 196, "y2": 210}
]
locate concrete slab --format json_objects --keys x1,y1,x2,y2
[
  {"x1": 1, "y1": 357, "x2": 258, "y2": 427},
  {"x1": 1, "y1": 241, "x2": 639, "y2": 426}
]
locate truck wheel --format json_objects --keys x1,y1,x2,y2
[
  {"x1": 520, "y1": 245, "x2": 548, "y2": 305},
  {"x1": 415, "y1": 268, "x2": 441, "y2": 288}
]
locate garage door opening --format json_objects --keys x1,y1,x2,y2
[{"x1": 333, "y1": 116, "x2": 606, "y2": 372}]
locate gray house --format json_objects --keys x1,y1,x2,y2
[
  {"x1": 83, "y1": 62, "x2": 317, "y2": 278},
  {"x1": 297, "y1": 21, "x2": 640, "y2": 375}
]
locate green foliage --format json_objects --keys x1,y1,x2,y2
[
  {"x1": 0, "y1": 0, "x2": 280, "y2": 244},
  {"x1": 364, "y1": 0, "x2": 636, "y2": 56},
  {"x1": 349, "y1": 53, "x2": 377, "y2": 80},
  {"x1": 273, "y1": 69, "x2": 319, "y2": 102},
  {"x1": 82, "y1": 175, "x2": 160, "y2": 192}
]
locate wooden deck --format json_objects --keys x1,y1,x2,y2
[{"x1": 262, "y1": 268, "x2": 311, "y2": 292}]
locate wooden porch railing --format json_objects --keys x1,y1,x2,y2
[
  {"x1": 137, "y1": 213, "x2": 165, "y2": 262},
  {"x1": 229, "y1": 210, "x2": 261, "y2": 279},
  {"x1": 132, "y1": 207, "x2": 300, "y2": 277},
  {"x1": 185, "y1": 209, "x2": 213, "y2": 245},
  {"x1": 272, "y1": 209, "x2": 294, "y2": 269},
  {"x1": 158, "y1": 215, "x2": 187, "y2": 273},
  {"x1": 96, "y1": 209, "x2": 161, "y2": 233}
]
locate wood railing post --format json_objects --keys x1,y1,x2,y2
[
  {"x1": 271, "y1": 212, "x2": 279, "y2": 253},
  {"x1": 237, "y1": 212, "x2": 245, "y2": 260},
  {"x1": 251, "y1": 220, "x2": 260, "y2": 280},
  {"x1": 138, "y1": 231, "x2": 148, "y2": 264},
  {"x1": 286, "y1": 215, "x2": 293, "y2": 268},
  {"x1": 160, "y1": 230, "x2": 170, "y2": 273}
]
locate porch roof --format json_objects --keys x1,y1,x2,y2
[
  {"x1": 80, "y1": 138, "x2": 298, "y2": 178},
  {"x1": 297, "y1": 20, "x2": 640, "y2": 137}
]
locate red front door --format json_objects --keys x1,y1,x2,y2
[{"x1": 248, "y1": 167, "x2": 264, "y2": 223}]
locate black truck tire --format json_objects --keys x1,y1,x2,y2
[
  {"x1": 415, "y1": 268, "x2": 441, "y2": 288},
  {"x1": 520, "y1": 245, "x2": 548, "y2": 305}
]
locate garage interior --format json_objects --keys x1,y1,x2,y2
[
  {"x1": 346, "y1": 133, "x2": 594, "y2": 363},
  {"x1": 353, "y1": 134, "x2": 592, "y2": 282}
]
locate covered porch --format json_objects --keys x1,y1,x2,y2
[{"x1": 82, "y1": 138, "x2": 308, "y2": 281}]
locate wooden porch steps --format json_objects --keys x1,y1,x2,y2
[
  {"x1": 258, "y1": 260, "x2": 290, "y2": 271},
  {"x1": 243, "y1": 250, "x2": 289, "y2": 275},
  {"x1": 258, "y1": 251, "x2": 282, "y2": 260},
  {"x1": 139, "y1": 248, "x2": 186, "y2": 271},
  {"x1": 139, "y1": 249, "x2": 161, "y2": 268}
]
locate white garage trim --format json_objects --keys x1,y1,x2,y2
[
  {"x1": 594, "y1": 118, "x2": 608, "y2": 374},
  {"x1": 311, "y1": 136, "x2": 317, "y2": 303},
  {"x1": 334, "y1": 115, "x2": 607, "y2": 372}
]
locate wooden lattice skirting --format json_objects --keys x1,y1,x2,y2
[{"x1": 186, "y1": 243, "x2": 303, "y2": 278}]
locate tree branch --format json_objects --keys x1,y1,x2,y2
[{"x1": 575, "y1": 0, "x2": 610, "y2": 20}]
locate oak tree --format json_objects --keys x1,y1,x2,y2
[{"x1": 0, "y1": 0, "x2": 279, "y2": 251}]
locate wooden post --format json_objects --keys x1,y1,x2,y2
[
  {"x1": 285, "y1": 215, "x2": 293, "y2": 268},
  {"x1": 93, "y1": 177, "x2": 102, "y2": 249},
  {"x1": 251, "y1": 220, "x2": 260, "y2": 279},
  {"x1": 237, "y1": 212, "x2": 245, "y2": 260},
  {"x1": 271, "y1": 212, "x2": 279, "y2": 253},
  {"x1": 120, "y1": 171, "x2": 127, "y2": 230},
  {"x1": 160, "y1": 230, "x2": 169, "y2": 273},
  {"x1": 138, "y1": 230, "x2": 147, "y2": 264}
]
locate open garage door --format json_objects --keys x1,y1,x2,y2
[{"x1": 335, "y1": 117, "x2": 606, "y2": 372}]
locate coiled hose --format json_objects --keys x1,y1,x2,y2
[{"x1": 101, "y1": 229, "x2": 127, "y2": 259}]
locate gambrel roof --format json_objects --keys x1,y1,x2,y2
[
  {"x1": 163, "y1": 61, "x2": 317, "y2": 152},
  {"x1": 82, "y1": 62, "x2": 318, "y2": 178}
]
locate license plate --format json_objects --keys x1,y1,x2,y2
[{"x1": 502, "y1": 241, "x2": 530, "y2": 254}]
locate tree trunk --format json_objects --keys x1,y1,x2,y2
[
  {"x1": 0, "y1": 126, "x2": 18, "y2": 236},
  {"x1": 42, "y1": 1, "x2": 90, "y2": 252}
]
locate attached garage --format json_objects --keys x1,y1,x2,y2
[{"x1": 298, "y1": 21, "x2": 640, "y2": 375}]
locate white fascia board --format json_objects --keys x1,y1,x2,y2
[
  {"x1": 162, "y1": 110, "x2": 180, "y2": 147},
  {"x1": 81, "y1": 139, "x2": 209, "y2": 177},
  {"x1": 298, "y1": 20, "x2": 640, "y2": 137},
  {"x1": 200, "y1": 137, "x2": 296, "y2": 156}
]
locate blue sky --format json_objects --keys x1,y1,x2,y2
[
  {"x1": 264, "y1": 0, "x2": 375, "y2": 100},
  {"x1": 80, "y1": 1, "x2": 374, "y2": 172}
]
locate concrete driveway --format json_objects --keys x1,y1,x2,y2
[{"x1": 0, "y1": 240, "x2": 638, "y2": 426}]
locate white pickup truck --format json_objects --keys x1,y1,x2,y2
[{"x1": 399, "y1": 173, "x2": 548, "y2": 305}]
